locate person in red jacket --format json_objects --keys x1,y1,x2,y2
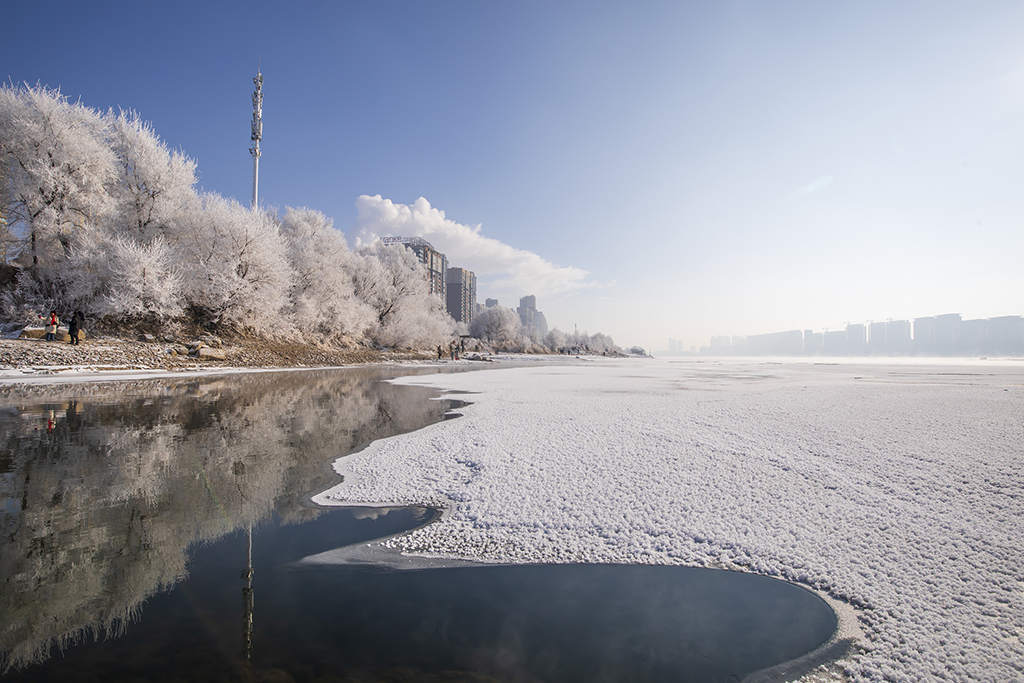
[{"x1": 44, "y1": 310, "x2": 58, "y2": 341}]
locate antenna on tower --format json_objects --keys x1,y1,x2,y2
[{"x1": 250, "y1": 57, "x2": 263, "y2": 208}]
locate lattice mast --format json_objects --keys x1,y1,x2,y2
[{"x1": 250, "y1": 60, "x2": 263, "y2": 208}]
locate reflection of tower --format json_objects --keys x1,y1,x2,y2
[
  {"x1": 242, "y1": 526, "x2": 254, "y2": 662},
  {"x1": 249, "y1": 61, "x2": 263, "y2": 209}
]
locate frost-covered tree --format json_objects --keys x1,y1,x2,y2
[
  {"x1": 0, "y1": 84, "x2": 115, "y2": 268},
  {"x1": 561, "y1": 330, "x2": 620, "y2": 354},
  {"x1": 353, "y1": 242, "x2": 425, "y2": 328},
  {"x1": 90, "y1": 236, "x2": 183, "y2": 321},
  {"x1": 50, "y1": 110, "x2": 197, "y2": 323},
  {"x1": 176, "y1": 194, "x2": 292, "y2": 332},
  {"x1": 353, "y1": 242, "x2": 453, "y2": 348},
  {"x1": 107, "y1": 110, "x2": 197, "y2": 244},
  {"x1": 470, "y1": 305, "x2": 523, "y2": 348},
  {"x1": 278, "y1": 207, "x2": 372, "y2": 339},
  {"x1": 373, "y1": 294, "x2": 454, "y2": 349},
  {"x1": 588, "y1": 332, "x2": 618, "y2": 353},
  {"x1": 544, "y1": 328, "x2": 566, "y2": 352}
]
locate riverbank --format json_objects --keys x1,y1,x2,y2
[{"x1": 0, "y1": 334, "x2": 436, "y2": 379}]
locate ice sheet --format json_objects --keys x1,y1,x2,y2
[{"x1": 314, "y1": 358, "x2": 1024, "y2": 682}]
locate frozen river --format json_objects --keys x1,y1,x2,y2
[
  {"x1": 316, "y1": 357, "x2": 1024, "y2": 682},
  {"x1": 1, "y1": 362, "x2": 848, "y2": 682}
]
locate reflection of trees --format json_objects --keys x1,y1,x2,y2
[{"x1": 0, "y1": 368, "x2": 453, "y2": 670}]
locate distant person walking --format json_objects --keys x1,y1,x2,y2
[
  {"x1": 43, "y1": 310, "x2": 58, "y2": 341},
  {"x1": 438, "y1": 344, "x2": 443, "y2": 360},
  {"x1": 68, "y1": 311, "x2": 83, "y2": 345}
]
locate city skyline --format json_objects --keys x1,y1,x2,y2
[
  {"x1": 660, "y1": 311, "x2": 1024, "y2": 357},
  {"x1": 2, "y1": 2, "x2": 1022, "y2": 348}
]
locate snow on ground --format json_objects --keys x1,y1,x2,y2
[{"x1": 314, "y1": 357, "x2": 1024, "y2": 682}]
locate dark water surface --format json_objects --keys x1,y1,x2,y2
[{"x1": 0, "y1": 366, "x2": 837, "y2": 682}]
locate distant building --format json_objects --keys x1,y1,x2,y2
[
  {"x1": 886, "y1": 320, "x2": 912, "y2": 354},
  {"x1": 517, "y1": 295, "x2": 548, "y2": 338},
  {"x1": 959, "y1": 318, "x2": 987, "y2": 355},
  {"x1": 957, "y1": 315, "x2": 1024, "y2": 356},
  {"x1": 446, "y1": 267, "x2": 477, "y2": 325},
  {"x1": 987, "y1": 315, "x2": 1024, "y2": 355},
  {"x1": 666, "y1": 338, "x2": 693, "y2": 355},
  {"x1": 804, "y1": 330, "x2": 823, "y2": 355},
  {"x1": 710, "y1": 336, "x2": 732, "y2": 353},
  {"x1": 518, "y1": 306, "x2": 534, "y2": 327},
  {"x1": 846, "y1": 323, "x2": 867, "y2": 355},
  {"x1": 746, "y1": 330, "x2": 802, "y2": 355},
  {"x1": 934, "y1": 314, "x2": 961, "y2": 354},
  {"x1": 914, "y1": 314, "x2": 961, "y2": 355},
  {"x1": 534, "y1": 311, "x2": 549, "y2": 338},
  {"x1": 823, "y1": 330, "x2": 846, "y2": 355},
  {"x1": 868, "y1": 322, "x2": 887, "y2": 354},
  {"x1": 701, "y1": 312, "x2": 1022, "y2": 357},
  {"x1": 485, "y1": 298, "x2": 499, "y2": 308},
  {"x1": 913, "y1": 316, "x2": 936, "y2": 352}
]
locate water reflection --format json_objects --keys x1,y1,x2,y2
[{"x1": 0, "y1": 367, "x2": 459, "y2": 671}]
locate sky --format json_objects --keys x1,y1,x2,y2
[{"x1": 3, "y1": 1, "x2": 1023, "y2": 350}]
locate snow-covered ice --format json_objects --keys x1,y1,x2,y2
[{"x1": 314, "y1": 357, "x2": 1024, "y2": 682}]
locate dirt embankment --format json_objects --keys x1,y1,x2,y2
[{"x1": 0, "y1": 334, "x2": 435, "y2": 373}]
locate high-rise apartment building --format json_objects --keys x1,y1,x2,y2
[
  {"x1": 804, "y1": 330, "x2": 823, "y2": 355},
  {"x1": 886, "y1": 320, "x2": 912, "y2": 354},
  {"x1": 846, "y1": 323, "x2": 867, "y2": 355},
  {"x1": 914, "y1": 314, "x2": 961, "y2": 355},
  {"x1": 446, "y1": 267, "x2": 477, "y2": 324},
  {"x1": 868, "y1": 322, "x2": 887, "y2": 354},
  {"x1": 517, "y1": 295, "x2": 548, "y2": 337}
]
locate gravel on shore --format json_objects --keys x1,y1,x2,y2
[{"x1": 0, "y1": 335, "x2": 435, "y2": 376}]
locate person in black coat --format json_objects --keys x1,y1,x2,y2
[{"x1": 67, "y1": 311, "x2": 83, "y2": 345}]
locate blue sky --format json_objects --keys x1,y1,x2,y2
[{"x1": 4, "y1": 1, "x2": 1023, "y2": 350}]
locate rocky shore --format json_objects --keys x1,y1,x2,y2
[{"x1": 0, "y1": 333, "x2": 435, "y2": 376}]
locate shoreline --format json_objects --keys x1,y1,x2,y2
[
  {"x1": 0, "y1": 334, "x2": 603, "y2": 384},
  {"x1": 0, "y1": 334, "x2": 442, "y2": 383}
]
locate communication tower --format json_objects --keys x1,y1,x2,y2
[{"x1": 250, "y1": 60, "x2": 263, "y2": 208}]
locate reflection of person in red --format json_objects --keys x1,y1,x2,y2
[{"x1": 46, "y1": 410, "x2": 55, "y2": 434}]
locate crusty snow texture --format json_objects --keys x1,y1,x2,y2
[{"x1": 314, "y1": 359, "x2": 1024, "y2": 682}]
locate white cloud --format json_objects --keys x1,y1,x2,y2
[
  {"x1": 789, "y1": 174, "x2": 834, "y2": 201},
  {"x1": 350, "y1": 195, "x2": 598, "y2": 297}
]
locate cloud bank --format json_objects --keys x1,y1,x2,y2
[{"x1": 351, "y1": 195, "x2": 596, "y2": 297}]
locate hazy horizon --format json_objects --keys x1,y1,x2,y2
[{"x1": 3, "y1": 1, "x2": 1022, "y2": 349}]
